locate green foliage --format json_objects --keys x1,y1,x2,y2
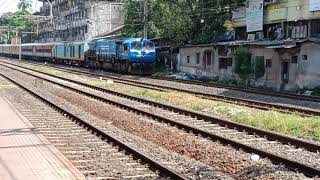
[
  {"x1": 0, "y1": 10, "x2": 33, "y2": 43},
  {"x1": 254, "y1": 56, "x2": 265, "y2": 79},
  {"x1": 122, "y1": 0, "x2": 244, "y2": 45},
  {"x1": 18, "y1": 0, "x2": 32, "y2": 11},
  {"x1": 235, "y1": 46, "x2": 253, "y2": 81},
  {"x1": 9, "y1": 11, "x2": 33, "y2": 30}
]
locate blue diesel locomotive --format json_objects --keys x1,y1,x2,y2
[
  {"x1": 0, "y1": 37, "x2": 157, "y2": 74},
  {"x1": 87, "y1": 38, "x2": 156, "y2": 73}
]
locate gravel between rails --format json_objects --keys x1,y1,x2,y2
[
  {"x1": 0, "y1": 65, "x2": 314, "y2": 179},
  {"x1": 3, "y1": 59, "x2": 320, "y2": 111},
  {"x1": 0, "y1": 77, "x2": 163, "y2": 179},
  {"x1": 0, "y1": 67, "x2": 232, "y2": 179},
  {"x1": 115, "y1": 75, "x2": 320, "y2": 111},
  {"x1": 36, "y1": 60, "x2": 320, "y2": 111},
  {"x1": 2, "y1": 63, "x2": 320, "y2": 169}
]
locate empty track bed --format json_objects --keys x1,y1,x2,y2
[{"x1": 1, "y1": 61, "x2": 319, "y2": 178}]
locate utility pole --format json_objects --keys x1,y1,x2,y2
[
  {"x1": 143, "y1": 0, "x2": 148, "y2": 39},
  {"x1": 46, "y1": 0, "x2": 54, "y2": 24},
  {"x1": 16, "y1": 30, "x2": 22, "y2": 62}
]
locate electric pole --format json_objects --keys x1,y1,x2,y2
[
  {"x1": 143, "y1": 0, "x2": 148, "y2": 39},
  {"x1": 16, "y1": 30, "x2": 21, "y2": 62},
  {"x1": 46, "y1": 0, "x2": 54, "y2": 24}
]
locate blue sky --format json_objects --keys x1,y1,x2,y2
[{"x1": 0, "y1": 0, "x2": 42, "y2": 15}]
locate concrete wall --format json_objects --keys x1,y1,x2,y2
[
  {"x1": 179, "y1": 42, "x2": 320, "y2": 91},
  {"x1": 296, "y1": 43, "x2": 320, "y2": 89},
  {"x1": 178, "y1": 45, "x2": 235, "y2": 79}
]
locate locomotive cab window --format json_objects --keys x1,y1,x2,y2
[
  {"x1": 131, "y1": 41, "x2": 142, "y2": 50},
  {"x1": 143, "y1": 40, "x2": 154, "y2": 50}
]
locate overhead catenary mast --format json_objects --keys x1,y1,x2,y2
[{"x1": 143, "y1": 0, "x2": 148, "y2": 39}]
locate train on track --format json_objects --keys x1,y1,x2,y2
[{"x1": 0, "y1": 38, "x2": 157, "y2": 74}]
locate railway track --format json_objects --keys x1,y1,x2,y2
[
  {"x1": 149, "y1": 76, "x2": 320, "y2": 103},
  {"x1": 1, "y1": 61, "x2": 319, "y2": 177},
  {"x1": 3, "y1": 59, "x2": 320, "y2": 117},
  {"x1": 0, "y1": 71, "x2": 186, "y2": 179}
]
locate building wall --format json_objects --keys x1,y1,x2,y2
[
  {"x1": 249, "y1": 47, "x2": 281, "y2": 89},
  {"x1": 234, "y1": 0, "x2": 320, "y2": 28},
  {"x1": 178, "y1": 46, "x2": 235, "y2": 79},
  {"x1": 179, "y1": 42, "x2": 320, "y2": 91},
  {"x1": 250, "y1": 43, "x2": 320, "y2": 90},
  {"x1": 296, "y1": 42, "x2": 320, "y2": 89},
  {"x1": 36, "y1": 0, "x2": 123, "y2": 42}
]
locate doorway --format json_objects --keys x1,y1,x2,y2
[{"x1": 281, "y1": 61, "x2": 289, "y2": 83}]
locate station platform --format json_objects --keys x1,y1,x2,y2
[{"x1": 0, "y1": 96, "x2": 85, "y2": 180}]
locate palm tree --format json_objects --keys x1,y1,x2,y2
[{"x1": 17, "y1": 0, "x2": 32, "y2": 11}]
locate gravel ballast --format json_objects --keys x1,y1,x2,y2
[{"x1": 0, "y1": 64, "x2": 315, "y2": 179}]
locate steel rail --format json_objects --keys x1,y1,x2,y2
[
  {"x1": 148, "y1": 76, "x2": 320, "y2": 103},
  {"x1": 1, "y1": 63, "x2": 320, "y2": 177},
  {"x1": 0, "y1": 71, "x2": 187, "y2": 180},
  {"x1": 4, "y1": 60, "x2": 319, "y2": 117},
  {"x1": 2, "y1": 62, "x2": 320, "y2": 151}
]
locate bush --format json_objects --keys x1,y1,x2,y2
[{"x1": 235, "y1": 46, "x2": 253, "y2": 85}]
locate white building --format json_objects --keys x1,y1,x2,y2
[{"x1": 36, "y1": 0, "x2": 124, "y2": 42}]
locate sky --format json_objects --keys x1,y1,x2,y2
[{"x1": 0, "y1": 0, "x2": 42, "y2": 15}]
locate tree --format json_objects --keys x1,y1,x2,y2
[
  {"x1": 235, "y1": 46, "x2": 253, "y2": 86},
  {"x1": 17, "y1": 0, "x2": 32, "y2": 12},
  {"x1": 122, "y1": 0, "x2": 245, "y2": 46},
  {"x1": 9, "y1": 11, "x2": 33, "y2": 30}
]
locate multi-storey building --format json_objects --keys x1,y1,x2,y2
[
  {"x1": 178, "y1": 0, "x2": 320, "y2": 91},
  {"x1": 233, "y1": 0, "x2": 320, "y2": 41},
  {"x1": 36, "y1": 0, "x2": 124, "y2": 42}
]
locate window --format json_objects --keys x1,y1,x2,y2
[
  {"x1": 143, "y1": 40, "x2": 154, "y2": 50},
  {"x1": 266, "y1": 59, "x2": 272, "y2": 68},
  {"x1": 206, "y1": 52, "x2": 212, "y2": 66},
  {"x1": 196, "y1": 53, "x2": 200, "y2": 64},
  {"x1": 186, "y1": 56, "x2": 190, "y2": 64},
  {"x1": 131, "y1": 41, "x2": 142, "y2": 50},
  {"x1": 219, "y1": 58, "x2": 228, "y2": 69},
  {"x1": 291, "y1": 56, "x2": 298, "y2": 63},
  {"x1": 302, "y1": 55, "x2": 308, "y2": 60},
  {"x1": 218, "y1": 47, "x2": 228, "y2": 56}
]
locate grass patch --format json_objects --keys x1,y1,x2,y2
[{"x1": 32, "y1": 65, "x2": 320, "y2": 141}]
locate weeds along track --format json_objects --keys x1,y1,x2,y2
[
  {"x1": 1, "y1": 61, "x2": 319, "y2": 178},
  {"x1": 148, "y1": 76, "x2": 320, "y2": 103},
  {"x1": 0, "y1": 73, "x2": 189, "y2": 179},
  {"x1": 3, "y1": 59, "x2": 320, "y2": 117}
]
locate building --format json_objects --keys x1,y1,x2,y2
[
  {"x1": 36, "y1": 0, "x2": 124, "y2": 42},
  {"x1": 178, "y1": 0, "x2": 320, "y2": 91}
]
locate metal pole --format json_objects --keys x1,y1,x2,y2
[
  {"x1": 143, "y1": 0, "x2": 148, "y2": 39},
  {"x1": 7, "y1": 30, "x2": 10, "y2": 44},
  {"x1": 47, "y1": 0, "x2": 53, "y2": 24},
  {"x1": 17, "y1": 31, "x2": 21, "y2": 62}
]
